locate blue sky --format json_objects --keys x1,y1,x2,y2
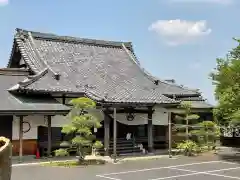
[{"x1": 0, "y1": 0, "x2": 239, "y2": 104}]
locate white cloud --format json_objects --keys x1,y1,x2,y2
[
  {"x1": 149, "y1": 19, "x2": 211, "y2": 46},
  {"x1": 169, "y1": 0, "x2": 233, "y2": 5},
  {"x1": 0, "y1": 0, "x2": 8, "y2": 6}
]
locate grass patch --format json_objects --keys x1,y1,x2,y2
[
  {"x1": 120, "y1": 155, "x2": 165, "y2": 162},
  {"x1": 41, "y1": 159, "x2": 106, "y2": 167}
]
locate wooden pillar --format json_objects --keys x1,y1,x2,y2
[
  {"x1": 104, "y1": 113, "x2": 110, "y2": 156},
  {"x1": 147, "y1": 106, "x2": 154, "y2": 153},
  {"x1": 113, "y1": 108, "x2": 117, "y2": 161},
  {"x1": 168, "y1": 112, "x2": 172, "y2": 158},
  {"x1": 19, "y1": 116, "x2": 23, "y2": 162},
  {"x1": 47, "y1": 115, "x2": 52, "y2": 157},
  {"x1": 62, "y1": 95, "x2": 66, "y2": 104}
]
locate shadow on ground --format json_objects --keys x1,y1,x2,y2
[{"x1": 217, "y1": 147, "x2": 240, "y2": 164}]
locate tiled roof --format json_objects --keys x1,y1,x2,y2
[
  {"x1": 9, "y1": 28, "x2": 200, "y2": 105},
  {"x1": 176, "y1": 96, "x2": 213, "y2": 109},
  {"x1": 180, "y1": 100, "x2": 213, "y2": 109},
  {"x1": 155, "y1": 80, "x2": 199, "y2": 97},
  {"x1": 144, "y1": 76, "x2": 200, "y2": 96},
  {"x1": 0, "y1": 69, "x2": 70, "y2": 114},
  {"x1": 176, "y1": 96, "x2": 204, "y2": 101}
]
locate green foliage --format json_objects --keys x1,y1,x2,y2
[
  {"x1": 176, "y1": 140, "x2": 199, "y2": 156},
  {"x1": 93, "y1": 141, "x2": 104, "y2": 149},
  {"x1": 229, "y1": 110, "x2": 240, "y2": 126},
  {"x1": 174, "y1": 102, "x2": 200, "y2": 140},
  {"x1": 185, "y1": 114, "x2": 200, "y2": 121},
  {"x1": 55, "y1": 97, "x2": 103, "y2": 161},
  {"x1": 55, "y1": 149, "x2": 69, "y2": 157},
  {"x1": 42, "y1": 159, "x2": 106, "y2": 167},
  {"x1": 70, "y1": 97, "x2": 96, "y2": 109},
  {"x1": 191, "y1": 121, "x2": 220, "y2": 150},
  {"x1": 174, "y1": 102, "x2": 220, "y2": 155},
  {"x1": 180, "y1": 101, "x2": 193, "y2": 114},
  {"x1": 210, "y1": 38, "x2": 240, "y2": 125}
]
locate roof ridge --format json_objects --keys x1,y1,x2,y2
[
  {"x1": 27, "y1": 31, "x2": 60, "y2": 80},
  {"x1": 18, "y1": 68, "x2": 48, "y2": 87},
  {"x1": 15, "y1": 28, "x2": 133, "y2": 49},
  {"x1": 14, "y1": 34, "x2": 40, "y2": 73},
  {"x1": 122, "y1": 43, "x2": 139, "y2": 65},
  {"x1": 148, "y1": 75, "x2": 200, "y2": 95},
  {"x1": 161, "y1": 78, "x2": 198, "y2": 92},
  {"x1": 119, "y1": 47, "x2": 199, "y2": 95},
  {"x1": 121, "y1": 43, "x2": 158, "y2": 85},
  {"x1": 121, "y1": 42, "x2": 199, "y2": 95},
  {"x1": 121, "y1": 43, "x2": 197, "y2": 96}
]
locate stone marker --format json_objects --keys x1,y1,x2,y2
[{"x1": 0, "y1": 137, "x2": 12, "y2": 180}]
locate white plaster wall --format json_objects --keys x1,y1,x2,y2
[
  {"x1": 54, "y1": 97, "x2": 169, "y2": 125},
  {"x1": 153, "y1": 106, "x2": 168, "y2": 125},
  {"x1": 12, "y1": 104, "x2": 168, "y2": 140},
  {"x1": 12, "y1": 115, "x2": 45, "y2": 140},
  {"x1": 50, "y1": 106, "x2": 168, "y2": 127},
  {"x1": 12, "y1": 115, "x2": 72, "y2": 140},
  {"x1": 55, "y1": 97, "x2": 168, "y2": 125},
  {"x1": 52, "y1": 105, "x2": 168, "y2": 126},
  {"x1": 51, "y1": 115, "x2": 70, "y2": 127},
  {"x1": 112, "y1": 106, "x2": 168, "y2": 125}
]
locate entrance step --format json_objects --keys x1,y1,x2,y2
[{"x1": 98, "y1": 138, "x2": 143, "y2": 156}]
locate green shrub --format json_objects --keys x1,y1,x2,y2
[
  {"x1": 42, "y1": 159, "x2": 106, "y2": 167},
  {"x1": 176, "y1": 140, "x2": 199, "y2": 156}
]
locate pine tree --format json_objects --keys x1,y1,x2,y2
[
  {"x1": 191, "y1": 121, "x2": 220, "y2": 151},
  {"x1": 174, "y1": 102, "x2": 220, "y2": 154},
  {"x1": 55, "y1": 97, "x2": 103, "y2": 162},
  {"x1": 174, "y1": 102, "x2": 200, "y2": 141}
]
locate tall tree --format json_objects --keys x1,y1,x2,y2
[{"x1": 210, "y1": 38, "x2": 240, "y2": 126}]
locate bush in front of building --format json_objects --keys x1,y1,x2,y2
[{"x1": 174, "y1": 102, "x2": 220, "y2": 156}]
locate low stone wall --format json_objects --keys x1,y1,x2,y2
[{"x1": 0, "y1": 137, "x2": 12, "y2": 180}]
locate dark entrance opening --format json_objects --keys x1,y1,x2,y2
[{"x1": 0, "y1": 116, "x2": 13, "y2": 140}]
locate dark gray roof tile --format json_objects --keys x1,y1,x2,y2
[
  {"x1": 10, "y1": 29, "x2": 201, "y2": 105},
  {"x1": 181, "y1": 100, "x2": 213, "y2": 109},
  {"x1": 0, "y1": 72, "x2": 70, "y2": 113}
]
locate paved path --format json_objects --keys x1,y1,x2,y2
[{"x1": 11, "y1": 154, "x2": 240, "y2": 180}]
